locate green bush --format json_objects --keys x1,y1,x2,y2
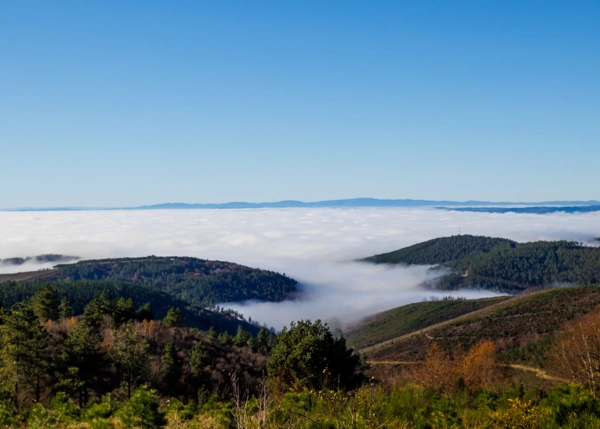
[{"x1": 116, "y1": 386, "x2": 165, "y2": 429}]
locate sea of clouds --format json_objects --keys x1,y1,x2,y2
[{"x1": 1, "y1": 208, "x2": 599, "y2": 329}]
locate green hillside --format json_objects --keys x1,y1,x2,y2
[
  {"x1": 364, "y1": 235, "x2": 600, "y2": 293},
  {"x1": 366, "y1": 286, "x2": 600, "y2": 367},
  {"x1": 28, "y1": 256, "x2": 297, "y2": 306},
  {"x1": 345, "y1": 296, "x2": 510, "y2": 349},
  {"x1": 0, "y1": 279, "x2": 260, "y2": 334},
  {"x1": 364, "y1": 235, "x2": 514, "y2": 265}
]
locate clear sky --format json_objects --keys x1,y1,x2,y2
[{"x1": 1, "y1": 1, "x2": 599, "y2": 207}]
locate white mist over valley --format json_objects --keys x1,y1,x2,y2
[{"x1": 1, "y1": 208, "x2": 599, "y2": 329}]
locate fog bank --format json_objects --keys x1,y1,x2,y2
[{"x1": 1, "y1": 208, "x2": 598, "y2": 328}]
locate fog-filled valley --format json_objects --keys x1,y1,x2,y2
[{"x1": 2, "y1": 208, "x2": 599, "y2": 329}]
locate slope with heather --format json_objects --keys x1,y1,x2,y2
[
  {"x1": 364, "y1": 286, "x2": 600, "y2": 366},
  {"x1": 345, "y1": 296, "x2": 510, "y2": 349}
]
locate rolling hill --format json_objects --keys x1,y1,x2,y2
[
  {"x1": 360, "y1": 286, "x2": 600, "y2": 369},
  {"x1": 363, "y1": 235, "x2": 600, "y2": 293},
  {"x1": 5, "y1": 256, "x2": 298, "y2": 307},
  {"x1": 345, "y1": 295, "x2": 510, "y2": 349}
]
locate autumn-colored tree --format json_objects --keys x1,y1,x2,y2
[
  {"x1": 412, "y1": 342, "x2": 457, "y2": 392},
  {"x1": 460, "y1": 340, "x2": 504, "y2": 391},
  {"x1": 548, "y1": 310, "x2": 600, "y2": 392}
]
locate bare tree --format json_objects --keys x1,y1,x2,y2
[{"x1": 549, "y1": 310, "x2": 600, "y2": 393}]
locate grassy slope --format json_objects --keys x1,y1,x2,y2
[
  {"x1": 345, "y1": 296, "x2": 510, "y2": 349},
  {"x1": 364, "y1": 286, "x2": 600, "y2": 367}
]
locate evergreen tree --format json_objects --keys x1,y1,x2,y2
[
  {"x1": 188, "y1": 341, "x2": 211, "y2": 391},
  {"x1": 160, "y1": 342, "x2": 180, "y2": 383},
  {"x1": 58, "y1": 297, "x2": 73, "y2": 320},
  {"x1": 267, "y1": 319, "x2": 361, "y2": 392},
  {"x1": 233, "y1": 325, "x2": 252, "y2": 348},
  {"x1": 116, "y1": 386, "x2": 165, "y2": 429},
  {"x1": 83, "y1": 291, "x2": 112, "y2": 327},
  {"x1": 30, "y1": 286, "x2": 59, "y2": 321},
  {"x1": 256, "y1": 327, "x2": 270, "y2": 354},
  {"x1": 0, "y1": 302, "x2": 51, "y2": 407},
  {"x1": 162, "y1": 307, "x2": 185, "y2": 328},
  {"x1": 60, "y1": 321, "x2": 104, "y2": 407},
  {"x1": 217, "y1": 331, "x2": 233, "y2": 345},
  {"x1": 113, "y1": 298, "x2": 137, "y2": 325},
  {"x1": 206, "y1": 326, "x2": 218, "y2": 341},
  {"x1": 138, "y1": 303, "x2": 154, "y2": 322},
  {"x1": 110, "y1": 323, "x2": 149, "y2": 398}
]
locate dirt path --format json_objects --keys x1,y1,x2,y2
[
  {"x1": 367, "y1": 361, "x2": 566, "y2": 382},
  {"x1": 358, "y1": 289, "x2": 554, "y2": 355}
]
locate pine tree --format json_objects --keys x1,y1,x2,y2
[
  {"x1": 60, "y1": 321, "x2": 104, "y2": 407},
  {"x1": 162, "y1": 307, "x2": 185, "y2": 328},
  {"x1": 233, "y1": 325, "x2": 251, "y2": 348},
  {"x1": 110, "y1": 323, "x2": 149, "y2": 398},
  {"x1": 83, "y1": 291, "x2": 112, "y2": 327},
  {"x1": 138, "y1": 303, "x2": 154, "y2": 322},
  {"x1": 160, "y1": 342, "x2": 180, "y2": 383},
  {"x1": 58, "y1": 297, "x2": 73, "y2": 320},
  {"x1": 0, "y1": 301, "x2": 51, "y2": 407},
  {"x1": 30, "y1": 286, "x2": 59, "y2": 321},
  {"x1": 206, "y1": 326, "x2": 218, "y2": 341},
  {"x1": 188, "y1": 341, "x2": 211, "y2": 391},
  {"x1": 113, "y1": 298, "x2": 137, "y2": 326}
]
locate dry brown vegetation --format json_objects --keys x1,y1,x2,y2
[{"x1": 411, "y1": 340, "x2": 505, "y2": 393}]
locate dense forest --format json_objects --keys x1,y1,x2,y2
[
  {"x1": 2, "y1": 286, "x2": 600, "y2": 427},
  {"x1": 0, "y1": 280, "x2": 258, "y2": 334},
  {"x1": 364, "y1": 235, "x2": 600, "y2": 293},
  {"x1": 31, "y1": 256, "x2": 297, "y2": 307}
]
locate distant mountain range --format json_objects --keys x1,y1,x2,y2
[
  {"x1": 4, "y1": 198, "x2": 600, "y2": 211},
  {"x1": 439, "y1": 205, "x2": 600, "y2": 214}
]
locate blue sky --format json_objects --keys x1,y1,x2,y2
[{"x1": 1, "y1": 1, "x2": 599, "y2": 207}]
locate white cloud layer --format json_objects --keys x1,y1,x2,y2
[{"x1": 1, "y1": 208, "x2": 599, "y2": 329}]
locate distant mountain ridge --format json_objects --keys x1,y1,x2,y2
[
  {"x1": 440, "y1": 205, "x2": 600, "y2": 214},
  {"x1": 363, "y1": 235, "x2": 600, "y2": 293},
  {"x1": 4, "y1": 198, "x2": 600, "y2": 211}
]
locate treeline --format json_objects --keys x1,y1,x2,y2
[
  {"x1": 365, "y1": 235, "x2": 600, "y2": 293},
  {"x1": 43, "y1": 256, "x2": 297, "y2": 306},
  {"x1": 0, "y1": 280, "x2": 259, "y2": 334}
]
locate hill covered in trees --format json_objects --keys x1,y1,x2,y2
[
  {"x1": 0, "y1": 280, "x2": 259, "y2": 334},
  {"x1": 363, "y1": 235, "x2": 600, "y2": 293},
  {"x1": 8, "y1": 256, "x2": 297, "y2": 307}
]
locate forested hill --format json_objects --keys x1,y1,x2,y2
[
  {"x1": 0, "y1": 279, "x2": 259, "y2": 334},
  {"x1": 363, "y1": 235, "x2": 515, "y2": 265},
  {"x1": 19, "y1": 256, "x2": 297, "y2": 307},
  {"x1": 363, "y1": 235, "x2": 600, "y2": 293}
]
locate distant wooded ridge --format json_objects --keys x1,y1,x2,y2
[
  {"x1": 363, "y1": 234, "x2": 600, "y2": 293},
  {"x1": 3, "y1": 198, "x2": 600, "y2": 211}
]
